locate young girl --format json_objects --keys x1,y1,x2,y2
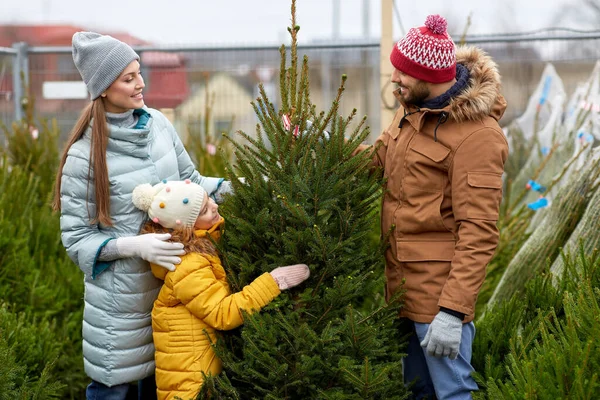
[
  {"x1": 131, "y1": 180, "x2": 310, "y2": 399},
  {"x1": 53, "y1": 32, "x2": 232, "y2": 398}
]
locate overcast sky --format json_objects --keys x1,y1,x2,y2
[{"x1": 1, "y1": 0, "x2": 583, "y2": 46}]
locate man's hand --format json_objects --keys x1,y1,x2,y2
[{"x1": 420, "y1": 311, "x2": 463, "y2": 359}]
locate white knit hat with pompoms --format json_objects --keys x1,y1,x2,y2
[{"x1": 132, "y1": 179, "x2": 207, "y2": 229}]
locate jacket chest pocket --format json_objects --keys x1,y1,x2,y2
[{"x1": 404, "y1": 134, "x2": 451, "y2": 192}]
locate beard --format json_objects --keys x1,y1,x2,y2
[{"x1": 399, "y1": 80, "x2": 430, "y2": 106}]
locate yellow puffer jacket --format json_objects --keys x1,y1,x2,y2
[{"x1": 150, "y1": 220, "x2": 281, "y2": 400}]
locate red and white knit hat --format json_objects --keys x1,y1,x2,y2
[{"x1": 390, "y1": 15, "x2": 456, "y2": 83}]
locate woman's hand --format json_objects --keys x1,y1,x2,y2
[{"x1": 116, "y1": 233, "x2": 185, "y2": 271}]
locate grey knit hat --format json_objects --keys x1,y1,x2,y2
[{"x1": 72, "y1": 32, "x2": 140, "y2": 100}]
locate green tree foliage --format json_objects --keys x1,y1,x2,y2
[
  {"x1": 0, "y1": 305, "x2": 67, "y2": 399},
  {"x1": 0, "y1": 93, "x2": 87, "y2": 398},
  {"x1": 198, "y1": 2, "x2": 408, "y2": 399},
  {"x1": 473, "y1": 247, "x2": 600, "y2": 399},
  {"x1": 1, "y1": 94, "x2": 58, "y2": 200}
]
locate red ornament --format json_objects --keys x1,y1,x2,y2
[{"x1": 282, "y1": 114, "x2": 291, "y2": 131}]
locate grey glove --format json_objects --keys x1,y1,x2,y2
[
  {"x1": 420, "y1": 311, "x2": 463, "y2": 359},
  {"x1": 304, "y1": 120, "x2": 330, "y2": 141},
  {"x1": 213, "y1": 180, "x2": 233, "y2": 203},
  {"x1": 214, "y1": 178, "x2": 268, "y2": 202}
]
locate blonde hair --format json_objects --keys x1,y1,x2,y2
[
  {"x1": 53, "y1": 98, "x2": 113, "y2": 226},
  {"x1": 141, "y1": 221, "x2": 218, "y2": 256}
]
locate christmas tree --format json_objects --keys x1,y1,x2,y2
[{"x1": 200, "y1": 1, "x2": 409, "y2": 398}]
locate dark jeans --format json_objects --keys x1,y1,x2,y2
[{"x1": 86, "y1": 375, "x2": 157, "y2": 400}]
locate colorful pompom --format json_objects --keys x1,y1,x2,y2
[{"x1": 424, "y1": 14, "x2": 447, "y2": 35}]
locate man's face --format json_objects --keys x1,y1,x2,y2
[{"x1": 391, "y1": 68, "x2": 431, "y2": 106}]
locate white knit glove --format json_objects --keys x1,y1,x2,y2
[
  {"x1": 420, "y1": 311, "x2": 463, "y2": 359},
  {"x1": 269, "y1": 264, "x2": 310, "y2": 290},
  {"x1": 116, "y1": 233, "x2": 185, "y2": 272}
]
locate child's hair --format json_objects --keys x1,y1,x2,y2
[{"x1": 141, "y1": 221, "x2": 218, "y2": 257}]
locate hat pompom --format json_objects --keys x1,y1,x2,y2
[
  {"x1": 424, "y1": 14, "x2": 447, "y2": 35},
  {"x1": 132, "y1": 183, "x2": 156, "y2": 212}
]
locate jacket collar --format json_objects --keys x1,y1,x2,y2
[
  {"x1": 151, "y1": 217, "x2": 226, "y2": 282},
  {"x1": 194, "y1": 217, "x2": 225, "y2": 242},
  {"x1": 84, "y1": 108, "x2": 154, "y2": 158},
  {"x1": 419, "y1": 64, "x2": 470, "y2": 110}
]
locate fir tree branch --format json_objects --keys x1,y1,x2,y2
[
  {"x1": 289, "y1": 0, "x2": 298, "y2": 112},
  {"x1": 279, "y1": 45, "x2": 289, "y2": 113},
  {"x1": 295, "y1": 55, "x2": 310, "y2": 127},
  {"x1": 252, "y1": 97, "x2": 277, "y2": 141},
  {"x1": 320, "y1": 75, "x2": 347, "y2": 137}
]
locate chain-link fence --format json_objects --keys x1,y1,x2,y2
[{"x1": 1, "y1": 31, "x2": 599, "y2": 144}]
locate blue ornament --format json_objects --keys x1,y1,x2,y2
[
  {"x1": 527, "y1": 179, "x2": 546, "y2": 193},
  {"x1": 527, "y1": 197, "x2": 549, "y2": 211}
]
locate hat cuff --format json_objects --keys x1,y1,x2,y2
[
  {"x1": 184, "y1": 190, "x2": 206, "y2": 227},
  {"x1": 87, "y1": 45, "x2": 139, "y2": 99},
  {"x1": 390, "y1": 49, "x2": 456, "y2": 84}
]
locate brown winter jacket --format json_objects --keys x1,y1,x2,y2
[{"x1": 365, "y1": 46, "x2": 508, "y2": 323}]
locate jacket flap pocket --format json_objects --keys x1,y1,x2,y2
[
  {"x1": 467, "y1": 172, "x2": 503, "y2": 189},
  {"x1": 385, "y1": 127, "x2": 400, "y2": 141},
  {"x1": 386, "y1": 107, "x2": 407, "y2": 140},
  {"x1": 410, "y1": 134, "x2": 451, "y2": 162},
  {"x1": 397, "y1": 240, "x2": 455, "y2": 262}
]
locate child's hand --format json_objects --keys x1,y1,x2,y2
[{"x1": 269, "y1": 264, "x2": 310, "y2": 290}]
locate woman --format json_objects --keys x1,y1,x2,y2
[{"x1": 53, "y1": 32, "x2": 231, "y2": 399}]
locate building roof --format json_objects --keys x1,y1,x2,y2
[
  {"x1": 0, "y1": 24, "x2": 185, "y2": 67},
  {"x1": 0, "y1": 24, "x2": 149, "y2": 47}
]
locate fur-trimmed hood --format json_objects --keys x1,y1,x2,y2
[{"x1": 448, "y1": 46, "x2": 506, "y2": 122}]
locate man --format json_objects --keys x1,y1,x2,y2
[{"x1": 358, "y1": 14, "x2": 508, "y2": 399}]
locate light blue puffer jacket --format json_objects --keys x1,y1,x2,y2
[{"x1": 59, "y1": 108, "x2": 222, "y2": 386}]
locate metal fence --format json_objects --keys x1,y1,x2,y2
[{"x1": 1, "y1": 30, "x2": 600, "y2": 145}]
